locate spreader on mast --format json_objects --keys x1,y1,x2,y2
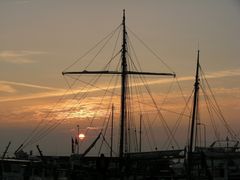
[{"x1": 62, "y1": 10, "x2": 175, "y2": 158}]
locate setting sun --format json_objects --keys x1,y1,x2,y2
[{"x1": 78, "y1": 133, "x2": 85, "y2": 140}]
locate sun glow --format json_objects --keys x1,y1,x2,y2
[{"x1": 78, "y1": 133, "x2": 85, "y2": 140}]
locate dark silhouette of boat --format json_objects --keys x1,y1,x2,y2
[{"x1": 1, "y1": 10, "x2": 240, "y2": 180}]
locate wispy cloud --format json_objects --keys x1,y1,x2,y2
[
  {"x1": 203, "y1": 68, "x2": 240, "y2": 79},
  {"x1": 0, "y1": 68, "x2": 239, "y2": 102},
  {"x1": 87, "y1": 126, "x2": 103, "y2": 130},
  {"x1": 146, "y1": 68, "x2": 240, "y2": 86},
  {"x1": 0, "y1": 80, "x2": 64, "y2": 91},
  {"x1": 0, "y1": 84, "x2": 16, "y2": 93},
  {"x1": 0, "y1": 86, "x2": 102, "y2": 102},
  {"x1": 0, "y1": 50, "x2": 46, "y2": 64}
]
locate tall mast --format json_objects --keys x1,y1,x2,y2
[
  {"x1": 139, "y1": 114, "x2": 142, "y2": 152},
  {"x1": 62, "y1": 10, "x2": 176, "y2": 158},
  {"x1": 77, "y1": 124, "x2": 80, "y2": 154},
  {"x1": 110, "y1": 104, "x2": 114, "y2": 157},
  {"x1": 119, "y1": 9, "x2": 127, "y2": 158},
  {"x1": 188, "y1": 50, "x2": 200, "y2": 179},
  {"x1": 189, "y1": 50, "x2": 200, "y2": 154}
]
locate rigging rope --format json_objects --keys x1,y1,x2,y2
[
  {"x1": 20, "y1": 25, "x2": 123, "y2": 149},
  {"x1": 164, "y1": 89, "x2": 194, "y2": 149},
  {"x1": 63, "y1": 24, "x2": 121, "y2": 72},
  {"x1": 18, "y1": 22, "x2": 194, "y2": 155},
  {"x1": 127, "y1": 26, "x2": 175, "y2": 74},
  {"x1": 200, "y1": 66, "x2": 239, "y2": 141}
]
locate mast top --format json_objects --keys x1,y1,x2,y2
[
  {"x1": 123, "y1": 9, "x2": 125, "y2": 24},
  {"x1": 197, "y1": 50, "x2": 200, "y2": 64},
  {"x1": 196, "y1": 49, "x2": 200, "y2": 77}
]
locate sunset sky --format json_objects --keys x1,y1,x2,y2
[{"x1": 0, "y1": 0, "x2": 240, "y2": 156}]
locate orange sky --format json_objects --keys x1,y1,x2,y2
[{"x1": 0, "y1": 0, "x2": 239, "y2": 156}]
